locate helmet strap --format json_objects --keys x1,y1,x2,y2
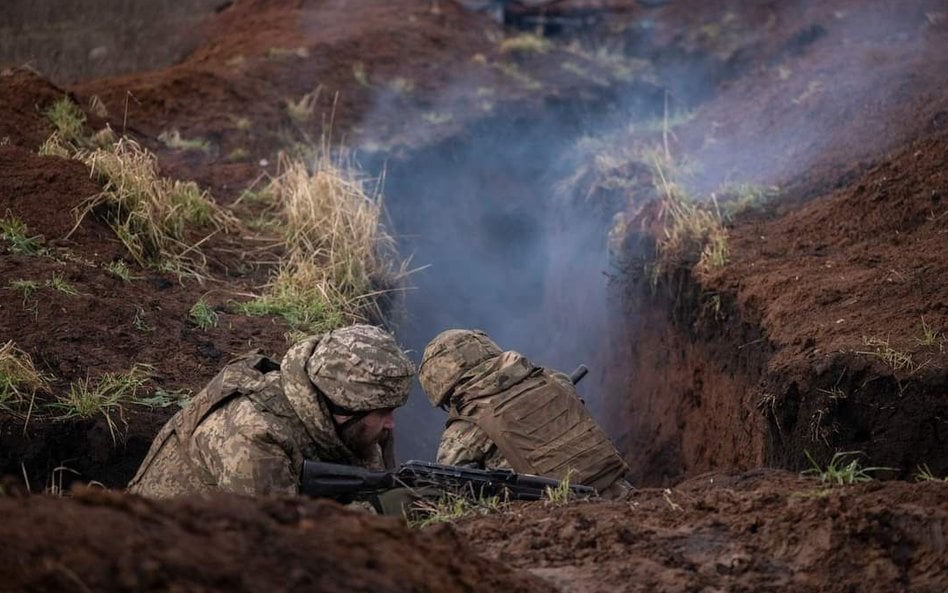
[
  {"x1": 334, "y1": 411, "x2": 369, "y2": 433},
  {"x1": 320, "y1": 391, "x2": 370, "y2": 433}
]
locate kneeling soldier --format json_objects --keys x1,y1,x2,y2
[{"x1": 418, "y1": 329, "x2": 632, "y2": 499}]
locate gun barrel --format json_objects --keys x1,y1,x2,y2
[{"x1": 569, "y1": 364, "x2": 589, "y2": 385}]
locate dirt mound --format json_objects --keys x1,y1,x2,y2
[
  {"x1": 69, "y1": 0, "x2": 500, "y2": 190},
  {"x1": 611, "y1": 133, "x2": 948, "y2": 484},
  {"x1": 0, "y1": 68, "x2": 68, "y2": 149},
  {"x1": 456, "y1": 472, "x2": 948, "y2": 593},
  {"x1": 69, "y1": 0, "x2": 660, "y2": 196},
  {"x1": 706, "y1": 132, "x2": 948, "y2": 473},
  {"x1": 710, "y1": 133, "x2": 948, "y2": 374},
  {"x1": 0, "y1": 488, "x2": 545, "y2": 593}
]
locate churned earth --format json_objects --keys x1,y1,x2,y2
[
  {"x1": 0, "y1": 1, "x2": 946, "y2": 592},
  {"x1": 457, "y1": 471, "x2": 948, "y2": 593},
  {"x1": 0, "y1": 485, "x2": 549, "y2": 593}
]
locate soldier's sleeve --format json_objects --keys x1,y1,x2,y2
[
  {"x1": 192, "y1": 399, "x2": 299, "y2": 496},
  {"x1": 436, "y1": 419, "x2": 495, "y2": 468},
  {"x1": 549, "y1": 370, "x2": 574, "y2": 390}
]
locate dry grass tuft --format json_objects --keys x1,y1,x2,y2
[
  {"x1": 237, "y1": 136, "x2": 408, "y2": 333},
  {"x1": 71, "y1": 138, "x2": 237, "y2": 276},
  {"x1": 43, "y1": 97, "x2": 87, "y2": 146},
  {"x1": 0, "y1": 214, "x2": 45, "y2": 255},
  {"x1": 499, "y1": 33, "x2": 551, "y2": 55},
  {"x1": 409, "y1": 492, "x2": 506, "y2": 528},
  {"x1": 158, "y1": 129, "x2": 212, "y2": 154},
  {"x1": 646, "y1": 149, "x2": 728, "y2": 283},
  {"x1": 0, "y1": 341, "x2": 51, "y2": 422},
  {"x1": 858, "y1": 336, "x2": 917, "y2": 373},
  {"x1": 39, "y1": 105, "x2": 235, "y2": 279},
  {"x1": 286, "y1": 89, "x2": 321, "y2": 126},
  {"x1": 48, "y1": 364, "x2": 152, "y2": 443}
]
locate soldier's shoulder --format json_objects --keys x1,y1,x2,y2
[{"x1": 201, "y1": 395, "x2": 289, "y2": 433}]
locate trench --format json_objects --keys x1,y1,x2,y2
[
  {"x1": 3, "y1": 3, "x2": 835, "y2": 486},
  {"x1": 367, "y1": 24, "x2": 759, "y2": 469},
  {"x1": 375, "y1": 103, "x2": 781, "y2": 480},
  {"x1": 372, "y1": 97, "x2": 663, "y2": 462}
]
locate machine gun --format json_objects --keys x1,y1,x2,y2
[{"x1": 300, "y1": 459, "x2": 597, "y2": 504}]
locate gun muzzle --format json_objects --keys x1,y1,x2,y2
[{"x1": 569, "y1": 364, "x2": 589, "y2": 385}]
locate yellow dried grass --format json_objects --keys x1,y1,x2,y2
[
  {"x1": 71, "y1": 138, "x2": 237, "y2": 277},
  {"x1": 239, "y1": 136, "x2": 409, "y2": 333}
]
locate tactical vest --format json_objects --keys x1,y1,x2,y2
[
  {"x1": 129, "y1": 351, "x2": 296, "y2": 489},
  {"x1": 449, "y1": 366, "x2": 629, "y2": 494}
]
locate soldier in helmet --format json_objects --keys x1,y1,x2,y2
[
  {"x1": 128, "y1": 324, "x2": 414, "y2": 498},
  {"x1": 418, "y1": 328, "x2": 632, "y2": 499}
]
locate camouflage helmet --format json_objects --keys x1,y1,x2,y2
[
  {"x1": 306, "y1": 324, "x2": 414, "y2": 412},
  {"x1": 418, "y1": 329, "x2": 502, "y2": 407}
]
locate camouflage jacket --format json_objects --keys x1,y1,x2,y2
[
  {"x1": 128, "y1": 337, "x2": 386, "y2": 498},
  {"x1": 436, "y1": 351, "x2": 631, "y2": 498}
]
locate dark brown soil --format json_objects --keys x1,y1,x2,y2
[
  {"x1": 1, "y1": 1, "x2": 947, "y2": 592},
  {"x1": 0, "y1": 487, "x2": 547, "y2": 593},
  {"x1": 601, "y1": 0, "x2": 948, "y2": 485},
  {"x1": 702, "y1": 134, "x2": 948, "y2": 474},
  {"x1": 69, "y1": 0, "x2": 641, "y2": 194},
  {"x1": 0, "y1": 68, "x2": 70, "y2": 149},
  {"x1": 456, "y1": 471, "x2": 948, "y2": 593},
  {"x1": 0, "y1": 78, "x2": 289, "y2": 488}
]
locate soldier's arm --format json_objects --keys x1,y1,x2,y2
[{"x1": 436, "y1": 419, "x2": 501, "y2": 468}]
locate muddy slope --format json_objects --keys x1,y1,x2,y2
[{"x1": 69, "y1": 0, "x2": 648, "y2": 192}]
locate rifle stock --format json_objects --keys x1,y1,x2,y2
[{"x1": 299, "y1": 461, "x2": 395, "y2": 500}]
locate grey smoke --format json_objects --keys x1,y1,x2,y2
[{"x1": 350, "y1": 1, "x2": 946, "y2": 461}]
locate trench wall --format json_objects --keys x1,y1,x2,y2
[{"x1": 604, "y1": 268, "x2": 772, "y2": 486}]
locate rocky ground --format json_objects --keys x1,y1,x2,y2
[{"x1": 0, "y1": 1, "x2": 945, "y2": 592}]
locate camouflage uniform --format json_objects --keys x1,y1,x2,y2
[
  {"x1": 420, "y1": 329, "x2": 632, "y2": 499},
  {"x1": 436, "y1": 366, "x2": 576, "y2": 469},
  {"x1": 128, "y1": 325, "x2": 413, "y2": 498}
]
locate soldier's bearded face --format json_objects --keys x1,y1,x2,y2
[{"x1": 339, "y1": 408, "x2": 396, "y2": 459}]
